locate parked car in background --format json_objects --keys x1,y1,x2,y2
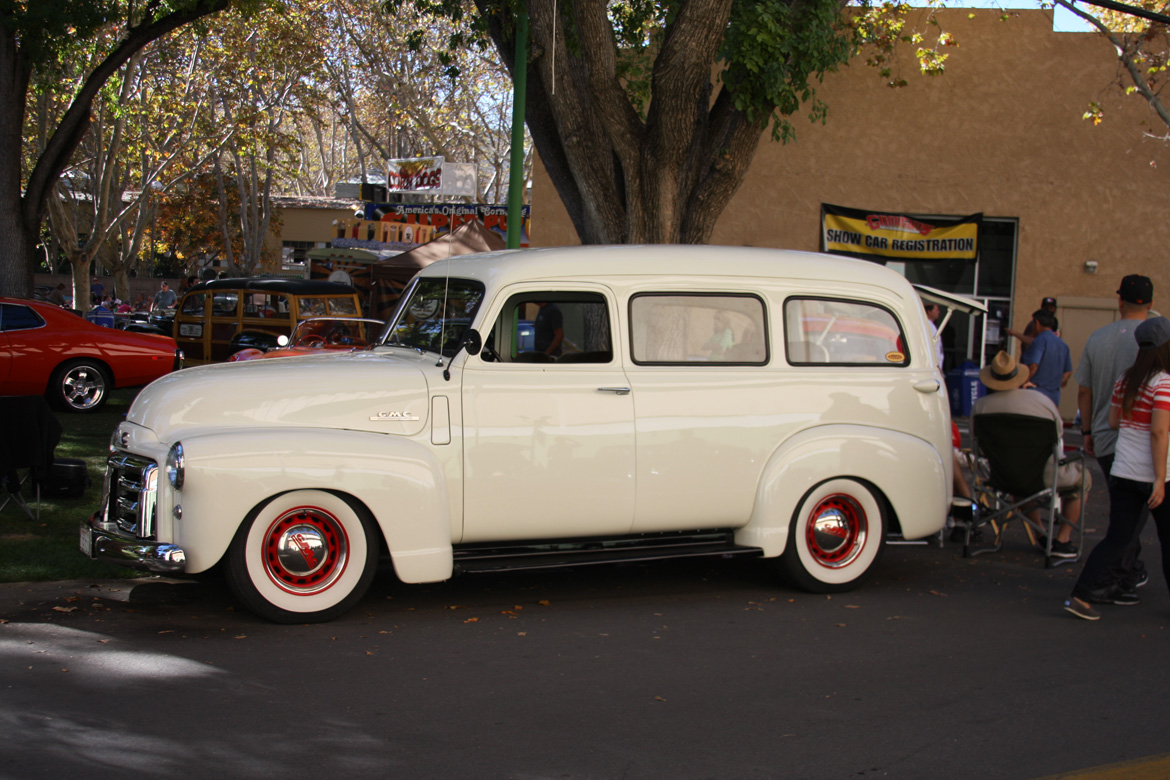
[
  {"x1": 0, "y1": 296, "x2": 183, "y2": 412},
  {"x1": 171, "y1": 277, "x2": 364, "y2": 364},
  {"x1": 228, "y1": 317, "x2": 386, "y2": 361},
  {"x1": 115, "y1": 310, "x2": 170, "y2": 336},
  {"x1": 83, "y1": 245, "x2": 981, "y2": 623}
]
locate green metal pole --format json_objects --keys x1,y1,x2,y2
[{"x1": 505, "y1": 9, "x2": 528, "y2": 249}]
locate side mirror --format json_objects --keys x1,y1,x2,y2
[{"x1": 460, "y1": 329, "x2": 482, "y2": 356}]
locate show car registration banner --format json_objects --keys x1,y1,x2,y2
[{"x1": 821, "y1": 204, "x2": 981, "y2": 261}]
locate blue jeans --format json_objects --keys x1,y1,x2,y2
[{"x1": 1072, "y1": 476, "x2": 1170, "y2": 600}]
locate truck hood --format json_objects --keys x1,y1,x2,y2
[{"x1": 128, "y1": 350, "x2": 432, "y2": 440}]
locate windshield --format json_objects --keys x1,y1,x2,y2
[
  {"x1": 289, "y1": 318, "x2": 384, "y2": 348},
  {"x1": 384, "y1": 277, "x2": 485, "y2": 357}
]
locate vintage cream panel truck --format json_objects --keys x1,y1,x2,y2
[{"x1": 82, "y1": 245, "x2": 978, "y2": 622}]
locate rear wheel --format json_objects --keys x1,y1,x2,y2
[
  {"x1": 48, "y1": 359, "x2": 110, "y2": 413},
  {"x1": 777, "y1": 478, "x2": 886, "y2": 593},
  {"x1": 227, "y1": 490, "x2": 378, "y2": 623}
]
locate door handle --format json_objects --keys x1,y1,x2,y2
[
  {"x1": 598, "y1": 387, "x2": 631, "y2": 395},
  {"x1": 913, "y1": 379, "x2": 941, "y2": 393}
]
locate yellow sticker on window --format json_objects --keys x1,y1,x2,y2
[{"x1": 885, "y1": 351, "x2": 905, "y2": 363}]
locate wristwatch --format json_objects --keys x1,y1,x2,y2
[{"x1": 1082, "y1": 430, "x2": 1092, "y2": 436}]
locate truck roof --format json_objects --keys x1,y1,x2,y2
[{"x1": 414, "y1": 245, "x2": 913, "y2": 292}]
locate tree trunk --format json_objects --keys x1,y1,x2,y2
[
  {"x1": 0, "y1": 1, "x2": 232, "y2": 298},
  {"x1": 0, "y1": 28, "x2": 36, "y2": 295},
  {"x1": 71, "y1": 256, "x2": 94, "y2": 310},
  {"x1": 479, "y1": 0, "x2": 768, "y2": 246}
]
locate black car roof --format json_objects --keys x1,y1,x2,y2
[{"x1": 186, "y1": 277, "x2": 358, "y2": 295}]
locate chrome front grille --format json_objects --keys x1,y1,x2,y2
[{"x1": 104, "y1": 453, "x2": 159, "y2": 539}]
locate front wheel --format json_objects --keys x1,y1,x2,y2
[
  {"x1": 227, "y1": 490, "x2": 378, "y2": 623},
  {"x1": 48, "y1": 359, "x2": 110, "y2": 412},
  {"x1": 776, "y1": 478, "x2": 886, "y2": 593}
]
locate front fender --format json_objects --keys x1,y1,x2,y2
[
  {"x1": 736, "y1": 424, "x2": 948, "y2": 556},
  {"x1": 170, "y1": 429, "x2": 452, "y2": 582}
]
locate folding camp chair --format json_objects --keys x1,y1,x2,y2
[
  {"x1": 961, "y1": 412, "x2": 1086, "y2": 568},
  {"x1": 0, "y1": 396, "x2": 63, "y2": 521}
]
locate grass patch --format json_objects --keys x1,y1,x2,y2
[{"x1": 0, "y1": 388, "x2": 145, "y2": 583}]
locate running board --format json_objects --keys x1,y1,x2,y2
[{"x1": 453, "y1": 530, "x2": 764, "y2": 574}]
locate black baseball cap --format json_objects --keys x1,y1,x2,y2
[
  {"x1": 1118, "y1": 274, "x2": 1153, "y2": 305},
  {"x1": 1042, "y1": 297, "x2": 1057, "y2": 307}
]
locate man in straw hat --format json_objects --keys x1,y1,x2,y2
[{"x1": 972, "y1": 350, "x2": 1090, "y2": 558}]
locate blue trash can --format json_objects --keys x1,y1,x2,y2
[
  {"x1": 946, "y1": 360, "x2": 986, "y2": 417},
  {"x1": 86, "y1": 309, "x2": 115, "y2": 328}
]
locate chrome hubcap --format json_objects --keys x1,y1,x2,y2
[
  {"x1": 806, "y1": 494, "x2": 867, "y2": 568},
  {"x1": 263, "y1": 507, "x2": 348, "y2": 594}
]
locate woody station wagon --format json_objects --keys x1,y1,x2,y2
[
  {"x1": 171, "y1": 277, "x2": 364, "y2": 364},
  {"x1": 82, "y1": 245, "x2": 975, "y2": 622}
]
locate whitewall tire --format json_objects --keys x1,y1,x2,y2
[
  {"x1": 227, "y1": 490, "x2": 378, "y2": 623},
  {"x1": 778, "y1": 478, "x2": 886, "y2": 593}
]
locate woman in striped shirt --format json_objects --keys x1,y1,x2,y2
[{"x1": 1065, "y1": 316, "x2": 1170, "y2": 620}]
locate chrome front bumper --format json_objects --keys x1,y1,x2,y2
[{"x1": 81, "y1": 513, "x2": 187, "y2": 574}]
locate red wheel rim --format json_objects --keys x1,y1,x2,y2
[
  {"x1": 262, "y1": 506, "x2": 350, "y2": 595},
  {"x1": 805, "y1": 493, "x2": 868, "y2": 569}
]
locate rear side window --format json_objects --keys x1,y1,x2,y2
[
  {"x1": 784, "y1": 297, "x2": 908, "y2": 366},
  {"x1": 242, "y1": 293, "x2": 290, "y2": 318},
  {"x1": 629, "y1": 294, "x2": 767, "y2": 365},
  {"x1": 326, "y1": 297, "x2": 358, "y2": 316},
  {"x1": 0, "y1": 303, "x2": 46, "y2": 332}
]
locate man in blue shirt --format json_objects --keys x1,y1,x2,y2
[{"x1": 1021, "y1": 308, "x2": 1072, "y2": 407}]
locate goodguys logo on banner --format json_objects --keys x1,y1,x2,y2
[{"x1": 821, "y1": 203, "x2": 981, "y2": 261}]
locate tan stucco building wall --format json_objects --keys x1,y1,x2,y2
[
  {"x1": 265, "y1": 197, "x2": 359, "y2": 258},
  {"x1": 528, "y1": 8, "x2": 1170, "y2": 417}
]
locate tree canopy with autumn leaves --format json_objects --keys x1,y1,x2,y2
[{"x1": 1, "y1": 0, "x2": 1165, "y2": 298}]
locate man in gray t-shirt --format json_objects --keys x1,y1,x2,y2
[
  {"x1": 1073, "y1": 273, "x2": 1153, "y2": 591},
  {"x1": 152, "y1": 281, "x2": 177, "y2": 311}
]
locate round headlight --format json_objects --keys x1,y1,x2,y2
[
  {"x1": 165, "y1": 442, "x2": 185, "y2": 490},
  {"x1": 109, "y1": 424, "x2": 130, "y2": 453}
]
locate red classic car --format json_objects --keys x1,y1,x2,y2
[
  {"x1": 227, "y1": 317, "x2": 385, "y2": 361},
  {"x1": 0, "y1": 296, "x2": 183, "y2": 412}
]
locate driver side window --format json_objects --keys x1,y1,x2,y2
[{"x1": 484, "y1": 292, "x2": 612, "y2": 364}]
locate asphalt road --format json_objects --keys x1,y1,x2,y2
[{"x1": 2, "y1": 457, "x2": 1168, "y2": 780}]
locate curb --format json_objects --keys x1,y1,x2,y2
[{"x1": 0, "y1": 577, "x2": 197, "y2": 612}]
